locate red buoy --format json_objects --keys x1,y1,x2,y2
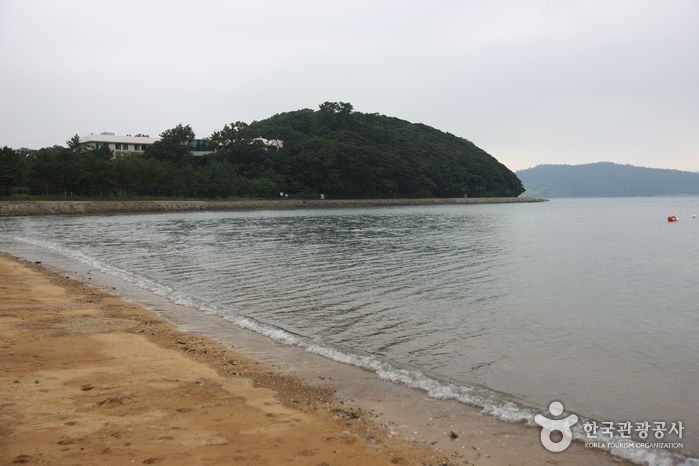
[{"x1": 667, "y1": 216, "x2": 678, "y2": 222}]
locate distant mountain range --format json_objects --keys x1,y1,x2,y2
[{"x1": 516, "y1": 162, "x2": 699, "y2": 197}]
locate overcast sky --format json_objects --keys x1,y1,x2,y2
[{"x1": 1, "y1": 0, "x2": 697, "y2": 172}]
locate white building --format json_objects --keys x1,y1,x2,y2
[
  {"x1": 79, "y1": 133, "x2": 160, "y2": 153},
  {"x1": 253, "y1": 138, "x2": 284, "y2": 149},
  {"x1": 79, "y1": 132, "x2": 282, "y2": 155}
]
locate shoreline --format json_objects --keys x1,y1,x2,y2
[
  {"x1": 0, "y1": 251, "x2": 628, "y2": 465},
  {"x1": 0, "y1": 252, "x2": 454, "y2": 465},
  {"x1": 0, "y1": 197, "x2": 546, "y2": 217}
]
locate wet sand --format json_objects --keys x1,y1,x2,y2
[{"x1": 0, "y1": 252, "x2": 625, "y2": 465}]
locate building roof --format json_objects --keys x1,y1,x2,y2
[
  {"x1": 79, "y1": 133, "x2": 282, "y2": 150},
  {"x1": 79, "y1": 133, "x2": 161, "y2": 145}
]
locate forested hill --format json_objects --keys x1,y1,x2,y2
[
  {"x1": 243, "y1": 102, "x2": 524, "y2": 198},
  {"x1": 1, "y1": 102, "x2": 524, "y2": 199},
  {"x1": 517, "y1": 162, "x2": 699, "y2": 197}
]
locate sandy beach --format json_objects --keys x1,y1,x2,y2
[{"x1": 0, "y1": 251, "x2": 627, "y2": 465}]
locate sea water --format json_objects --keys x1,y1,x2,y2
[{"x1": 1, "y1": 197, "x2": 697, "y2": 464}]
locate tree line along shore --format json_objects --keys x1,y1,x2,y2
[{"x1": 1, "y1": 102, "x2": 525, "y2": 200}]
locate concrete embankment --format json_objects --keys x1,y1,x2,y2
[{"x1": 0, "y1": 197, "x2": 547, "y2": 217}]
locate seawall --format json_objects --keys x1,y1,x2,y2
[{"x1": 0, "y1": 197, "x2": 547, "y2": 217}]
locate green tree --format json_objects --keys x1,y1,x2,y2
[
  {"x1": 92, "y1": 143, "x2": 114, "y2": 161},
  {"x1": 82, "y1": 154, "x2": 117, "y2": 196},
  {"x1": 145, "y1": 124, "x2": 195, "y2": 168},
  {"x1": 209, "y1": 122, "x2": 272, "y2": 177},
  {"x1": 66, "y1": 134, "x2": 92, "y2": 157},
  {"x1": 115, "y1": 155, "x2": 147, "y2": 196},
  {"x1": 55, "y1": 147, "x2": 87, "y2": 195},
  {"x1": 0, "y1": 146, "x2": 23, "y2": 194},
  {"x1": 198, "y1": 160, "x2": 239, "y2": 197},
  {"x1": 26, "y1": 146, "x2": 64, "y2": 194},
  {"x1": 317, "y1": 101, "x2": 354, "y2": 131}
]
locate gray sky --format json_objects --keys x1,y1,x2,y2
[{"x1": 1, "y1": 0, "x2": 697, "y2": 172}]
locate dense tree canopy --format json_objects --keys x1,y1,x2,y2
[
  {"x1": 0, "y1": 145, "x2": 24, "y2": 191},
  {"x1": 244, "y1": 102, "x2": 524, "y2": 198},
  {"x1": 1, "y1": 103, "x2": 524, "y2": 198},
  {"x1": 144, "y1": 124, "x2": 195, "y2": 168}
]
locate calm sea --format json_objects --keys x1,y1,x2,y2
[{"x1": 1, "y1": 197, "x2": 697, "y2": 465}]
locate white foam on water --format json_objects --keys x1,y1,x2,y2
[{"x1": 11, "y1": 235, "x2": 697, "y2": 466}]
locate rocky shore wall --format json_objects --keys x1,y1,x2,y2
[{"x1": 0, "y1": 197, "x2": 547, "y2": 217}]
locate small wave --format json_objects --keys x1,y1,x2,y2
[
  {"x1": 12, "y1": 235, "x2": 696, "y2": 466},
  {"x1": 13, "y1": 238, "x2": 537, "y2": 426}
]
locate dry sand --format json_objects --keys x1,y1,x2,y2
[{"x1": 0, "y1": 252, "x2": 626, "y2": 465}]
